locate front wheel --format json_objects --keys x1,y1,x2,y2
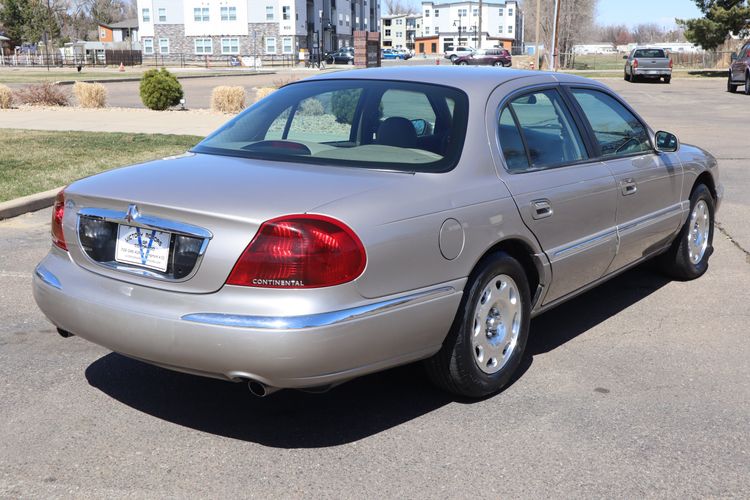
[
  {"x1": 458, "y1": 61, "x2": 468, "y2": 66},
  {"x1": 659, "y1": 184, "x2": 715, "y2": 280},
  {"x1": 493, "y1": 61, "x2": 503, "y2": 67},
  {"x1": 728, "y1": 73, "x2": 738, "y2": 93},
  {"x1": 450, "y1": 55, "x2": 458, "y2": 62},
  {"x1": 424, "y1": 253, "x2": 531, "y2": 398},
  {"x1": 744, "y1": 73, "x2": 750, "y2": 95},
  {"x1": 664, "y1": 76, "x2": 671, "y2": 84}
]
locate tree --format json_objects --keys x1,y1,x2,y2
[
  {"x1": 521, "y1": 0, "x2": 598, "y2": 68},
  {"x1": 678, "y1": 0, "x2": 750, "y2": 50},
  {"x1": 383, "y1": 0, "x2": 417, "y2": 15},
  {"x1": 631, "y1": 23, "x2": 665, "y2": 44},
  {"x1": 0, "y1": 0, "x2": 28, "y2": 46},
  {"x1": 599, "y1": 23, "x2": 633, "y2": 47}
]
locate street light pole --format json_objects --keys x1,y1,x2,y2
[
  {"x1": 534, "y1": 0, "x2": 541, "y2": 69},
  {"x1": 45, "y1": 0, "x2": 52, "y2": 71}
]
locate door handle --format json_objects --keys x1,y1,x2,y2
[
  {"x1": 620, "y1": 179, "x2": 638, "y2": 196},
  {"x1": 531, "y1": 199, "x2": 554, "y2": 220}
]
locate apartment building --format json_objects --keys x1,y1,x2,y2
[
  {"x1": 381, "y1": 14, "x2": 422, "y2": 50},
  {"x1": 136, "y1": 0, "x2": 380, "y2": 57},
  {"x1": 417, "y1": 0, "x2": 522, "y2": 54}
]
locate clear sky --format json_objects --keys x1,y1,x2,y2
[{"x1": 596, "y1": 0, "x2": 702, "y2": 28}]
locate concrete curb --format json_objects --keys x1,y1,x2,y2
[
  {"x1": 0, "y1": 187, "x2": 62, "y2": 220},
  {"x1": 53, "y1": 70, "x2": 276, "y2": 85}
]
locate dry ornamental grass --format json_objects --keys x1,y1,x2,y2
[
  {"x1": 210, "y1": 86, "x2": 246, "y2": 114},
  {"x1": 0, "y1": 84, "x2": 13, "y2": 109},
  {"x1": 15, "y1": 83, "x2": 69, "y2": 106},
  {"x1": 254, "y1": 87, "x2": 277, "y2": 102},
  {"x1": 73, "y1": 82, "x2": 107, "y2": 108}
]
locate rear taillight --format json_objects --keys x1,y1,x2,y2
[
  {"x1": 51, "y1": 189, "x2": 67, "y2": 251},
  {"x1": 633, "y1": 59, "x2": 639, "y2": 69},
  {"x1": 227, "y1": 214, "x2": 366, "y2": 289},
  {"x1": 669, "y1": 58, "x2": 673, "y2": 69}
]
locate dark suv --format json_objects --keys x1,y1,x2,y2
[
  {"x1": 728, "y1": 41, "x2": 750, "y2": 94},
  {"x1": 453, "y1": 48, "x2": 512, "y2": 67}
]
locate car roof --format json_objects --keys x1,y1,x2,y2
[{"x1": 304, "y1": 66, "x2": 602, "y2": 97}]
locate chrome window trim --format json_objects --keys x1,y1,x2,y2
[
  {"x1": 182, "y1": 286, "x2": 457, "y2": 330},
  {"x1": 75, "y1": 207, "x2": 212, "y2": 283}
]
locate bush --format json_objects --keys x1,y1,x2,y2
[
  {"x1": 139, "y1": 68, "x2": 183, "y2": 110},
  {"x1": 0, "y1": 84, "x2": 12, "y2": 109},
  {"x1": 73, "y1": 82, "x2": 107, "y2": 108},
  {"x1": 331, "y1": 89, "x2": 361, "y2": 124},
  {"x1": 15, "y1": 83, "x2": 69, "y2": 106},
  {"x1": 210, "y1": 86, "x2": 245, "y2": 114},
  {"x1": 253, "y1": 87, "x2": 276, "y2": 102},
  {"x1": 300, "y1": 98, "x2": 325, "y2": 116}
]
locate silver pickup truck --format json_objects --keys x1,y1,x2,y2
[{"x1": 624, "y1": 47, "x2": 672, "y2": 83}]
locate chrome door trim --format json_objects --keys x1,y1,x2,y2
[
  {"x1": 182, "y1": 286, "x2": 457, "y2": 330},
  {"x1": 552, "y1": 228, "x2": 618, "y2": 259},
  {"x1": 618, "y1": 203, "x2": 683, "y2": 235}
]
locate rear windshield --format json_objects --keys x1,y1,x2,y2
[
  {"x1": 633, "y1": 49, "x2": 665, "y2": 58},
  {"x1": 193, "y1": 79, "x2": 469, "y2": 173}
]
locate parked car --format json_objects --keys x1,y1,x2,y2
[
  {"x1": 394, "y1": 48, "x2": 413, "y2": 60},
  {"x1": 325, "y1": 47, "x2": 354, "y2": 65},
  {"x1": 444, "y1": 46, "x2": 474, "y2": 62},
  {"x1": 382, "y1": 48, "x2": 407, "y2": 60},
  {"x1": 727, "y1": 40, "x2": 750, "y2": 94},
  {"x1": 624, "y1": 47, "x2": 673, "y2": 83},
  {"x1": 33, "y1": 67, "x2": 722, "y2": 398},
  {"x1": 453, "y1": 48, "x2": 512, "y2": 67}
]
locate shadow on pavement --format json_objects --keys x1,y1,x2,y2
[{"x1": 86, "y1": 263, "x2": 670, "y2": 448}]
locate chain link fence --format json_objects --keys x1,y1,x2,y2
[{"x1": 558, "y1": 51, "x2": 734, "y2": 71}]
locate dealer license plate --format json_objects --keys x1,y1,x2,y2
[{"x1": 115, "y1": 225, "x2": 172, "y2": 272}]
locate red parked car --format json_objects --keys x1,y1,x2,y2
[{"x1": 453, "y1": 48, "x2": 512, "y2": 67}]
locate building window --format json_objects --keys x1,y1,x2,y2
[
  {"x1": 385, "y1": 29, "x2": 391, "y2": 36},
  {"x1": 473, "y1": 8, "x2": 478, "y2": 16},
  {"x1": 221, "y1": 6, "x2": 237, "y2": 21},
  {"x1": 499, "y1": 8, "x2": 504, "y2": 16},
  {"x1": 339, "y1": 13, "x2": 343, "y2": 26},
  {"x1": 346, "y1": 15, "x2": 350, "y2": 27},
  {"x1": 158, "y1": 8, "x2": 166, "y2": 22},
  {"x1": 282, "y1": 6, "x2": 291, "y2": 20},
  {"x1": 143, "y1": 38, "x2": 153, "y2": 54},
  {"x1": 142, "y1": 8, "x2": 150, "y2": 22},
  {"x1": 508, "y1": 9, "x2": 513, "y2": 16},
  {"x1": 434, "y1": 9, "x2": 439, "y2": 17},
  {"x1": 424, "y1": 27, "x2": 429, "y2": 35},
  {"x1": 425, "y1": 9, "x2": 430, "y2": 17},
  {"x1": 282, "y1": 36, "x2": 293, "y2": 54},
  {"x1": 221, "y1": 38, "x2": 239, "y2": 54},
  {"x1": 385, "y1": 19, "x2": 391, "y2": 26},
  {"x1": 498, "y1": 26, "x2": 503, "y2": 34},
  {"x1": 508, "y1": 25, "x2": 513, "y2": 33},
  {"x1": 266, "y1": 6, "x2": 274, "y2": 21},
  {"x1": 459, "y1": 8, "x2": 467, "y2": 17},
  {"x1": 434, "y1": 27, "x2": 439, "y2": 34},
  {"x1": 194, "y1": 7, "x2": 209, "y2": 22},
  {"x1": 158, "y1": 38, "x2": 169, "y2": 54},
  {"x1": 194, "y1": 38, "x2": 212, "y2": 54},
  {"x1": 431, "y1": 42, "x2": 437, "y2": 52},
  {"x1": 265, "y1": 37, "x2": 276, "y2": 54}
]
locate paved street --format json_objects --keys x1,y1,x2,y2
[{"x1": 0, "y1": 76, "x2": 748, "y2": 497}]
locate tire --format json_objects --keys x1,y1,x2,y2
[
  {"x1": 728, "y1": 73, "x2": 738, "y2": 93},
  {"x1": 659, "y1": 184, "x2": 715, "y2": 280},
  {"x1": 624, "y1": 71, "x2": 631, "y2": 81},
  {"x1": 424, "y1": 252, "x2": 531, "y2": 398},
  {"x1": 458, "y1": 61, "x2": 468, "y2": 66},
  {"x1": 744, "y1": 73, "x2": 750, "y2": 96},
  {"x1": 493, "y1": 61, "x2": 503, "y2": 67},
  {"x1": 450, "y1": 55, "x2": 457, "y2": 62},
  {"x1": 664, "y1": 76, "x2": 671, "y2": 84}
]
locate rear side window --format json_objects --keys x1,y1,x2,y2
[
  {"x1": 633, "y1": 49, "x2": 665, "y2": 58},
  {"x1": 497, "y1": 89, "x2": 588, "y2": 171},
  {"x1": 570, "y1": 88, "x2": 651, "y2": 157}
]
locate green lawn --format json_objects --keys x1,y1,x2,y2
[
  {"x1": 0, "y1": 129, "x2": 202, "y2": 202},
  {"x1": 0, "y1": 69, "x2": 264, "y2": 84}
]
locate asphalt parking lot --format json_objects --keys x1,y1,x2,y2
[{"x1": 1, "y1": 75, "x2": 748, "y2": 497}]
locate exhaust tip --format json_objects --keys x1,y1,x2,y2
[
  {"x1": 247, "y1": 380, "x2": 279, "y2": 397},
  {"x1": 57, "y1": 328, "x2": 74, "y2": 338}
]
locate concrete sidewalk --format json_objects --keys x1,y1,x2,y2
[{"x1": 0, "y1": 107, "x2": 228, "y2": 136}]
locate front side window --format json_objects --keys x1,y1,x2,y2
[
  {"x1": 194, "y1": 38, "x2": 212, "y2": 54},
  {"x1": 194, "y1": 80, "x2": 469, "y2": 173},
  {"x1": 221, "y1": 38, "x2": 239, "y2": 54},
  {"x1": 570, "y1": 88, "x2": 651, "y2": 157},
  {"x1": 498, "y1": 89, "x2": 588, "y2": 171}
]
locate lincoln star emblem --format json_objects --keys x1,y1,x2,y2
[{"x1": 125, "y1": 204, "x2": 140, "y2": 224}]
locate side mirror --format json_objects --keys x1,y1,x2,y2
[
  {"x1": 412, "y1": 119, "x2": 428, "y2": 136},
  {"x1": 731, "y1": 52, "x2": 738, "y2": 61},
  {"x1": 655, "y1": 131, "x2": 679, "y2": 153}
]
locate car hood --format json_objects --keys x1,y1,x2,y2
[{"x1": 66, "y1": 152, "x2": 402, "y2": 223}]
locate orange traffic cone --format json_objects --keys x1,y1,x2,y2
[{"x1": 118, "y1": 62, "x2": 125, "y2": 72}]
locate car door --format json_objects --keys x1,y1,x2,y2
[
  {"x1": 566, "y1": 86, "x2": 683, "y2": 273},
  {"x1": 732, "y1": 43, "x2": 749, "y2": 81},
  {"x1": 487, "y1": 83, "x2": 619, "y2": 305}
]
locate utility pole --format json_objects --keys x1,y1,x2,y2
[
  {"x1": 551, "y1": 0, "x2": 561, "y2": 71},
  {"x1": 534, "y1": 0, "x2": 540, "y2": 69},
  {"x1": 478, "y1": 0, "x2": 482, "y2": 49},
  {"x1": 45, "y1": 0, "x2": 52, "y2": 71}
]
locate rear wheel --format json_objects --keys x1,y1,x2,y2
[
  {"x1": 424, "y1": 253, "x2": 531, "y2": 398},
  {"x1": 664, "y1": 76, "x2": 671, "y2": 84},
  {"x1": 450, "y1": 55, "x2": 458, "y2": 62},
  {"x1": 493, "y1": 61, "x2": 503, "y2": 67},
  {"x1": 744, "y1": 73, "x2": 750, "y2": 95},
  {"x1": 659, "y1": 184, "x2": 715, "y2": 280},
  {"x1": 624, "y1": 71, "x2": 631, "y2": 81},
  {"x1": 458, "y1": 61, "x2": 468, "y2": 66}
]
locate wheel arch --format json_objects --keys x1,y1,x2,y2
[{"x1": 693, "y1": 171, "x2": 717, "y2": 202}]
